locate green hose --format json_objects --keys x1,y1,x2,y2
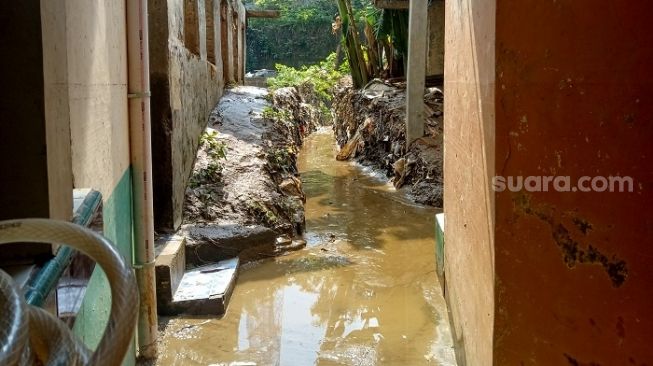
[{"x1": 25, "y1": 190, "x2": 102, "y2": 306}]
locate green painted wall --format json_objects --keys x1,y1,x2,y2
[{"x1": 73, "y1": 168, "x2": 136, "y2": 365}]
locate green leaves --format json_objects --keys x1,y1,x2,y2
[
  {"x1": 200, "y1": 131, "x2": 228, "y2": 161},
  {"x1": 249, "y1": 0, "x2": 337, "y2": 22},
  {"x1": 189, "y1": 131, "x2": 228, "y2": 189},
  {"x1": 268, "y1": 53, "x2": 345, "y2": 102}
]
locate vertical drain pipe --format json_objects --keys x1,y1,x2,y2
[{"x1": 126, "y1": 0, "x2": 158, "y2": 359}]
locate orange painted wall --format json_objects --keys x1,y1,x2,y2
[{"x1": 495, "y1": 1, "x2": 653, "y2": 365}]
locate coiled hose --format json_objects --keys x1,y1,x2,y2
[{"x1": 0, "y1": 219, "x2": 138, "y2": 366}]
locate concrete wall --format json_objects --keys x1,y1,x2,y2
[
  {"x1": 1, "y1": 0, "x2": 134, "y2": 360},
  {"x1": 38, "y1": 0, "x2": 136, "y2": 363},
  {"x1": 231, "y1": 2, "x2": 240, "y2": 83},
  {"x1": 427, "y1": 0, "x2": 445, "y2": 76},
  {"x1": 150, "y1": 0, "x2": 245, "y2": 230},
  {"x1": 494, "y1": 1, "x2": 653, "y2": 364},
  {"x1": 1, "y1": 0, "x2": 243, "y2": 362},
  {"x1": 443, "y1": 0, "x2": 495, "y2": 365},
  {"x1": 444, "y1": 0, "x2": 653, "y2": 365},
  {"x1": 206, "y1": 0, "x2": 223, "y2": 70},
  {"x1": 237, "y1": 1, "x2": 246, "y2": 82},
  {"x1": 66, "y1": 0, "x2": 131, "y2": 197},
  {"x1": 221, "y1": 0, "x2": 235, "y2": 83},
  {"x1": 41, "y1": 1, "x2": 75, "y2": 224}
]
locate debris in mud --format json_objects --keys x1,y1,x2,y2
[
  {"x1": 279, "y1": 253, "x2": 353, "y2": 273},
  {"x1": 332, "y1": 78, "x2": 444, "y2": 207},
  {"x1": 182, "y1": 86, "x2": 326, "y2": 264}
]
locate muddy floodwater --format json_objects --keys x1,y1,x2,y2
[{"x1": 156, "y1": 129, "x2": 456, "y2": 366}]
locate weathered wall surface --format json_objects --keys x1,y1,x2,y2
[
  {"x1": 41, "y1": 0, "x2": 74, "y2": 224},
  {"x1": 66, "y1": 0, "x2": 131, "y2": 197},
  {"x1": 39, "y1": 0, "x2": 136, "y2": 363},
  {"x1": 237, "y1": 2, "x2": 246, "y2": 82},
  {"x1": 150, "y1": 0, "x2": 244, "y2": 230},
  {"x1": 446, "y1": 0, "x2": 653, "y2": 364},
  {"x1": 427, "y1": 0, "x2": 445, "y2": 76},
  {"x1": 494, "y1": 1, "x2": 653, "y2": 364},
  {"x1": 206, "y1": 0, "x2": 224, "y2": 71},
  {"x1": 443, "y1": 0, "x2": 495, "y2": 364},
  {"x1": 221, "y1": 0, "x2": 235, "y2": 83}
]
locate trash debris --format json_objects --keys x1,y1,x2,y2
[{"x1": 332, "y1": 77, "x2": 443, "y2": 207}]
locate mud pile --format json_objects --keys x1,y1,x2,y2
[
  {"x1": 332, "y1": 78, "x2": 444, "y2": 207},
  {"x1": 182, "y1": 86, "x2": 324, "y2": 263}
]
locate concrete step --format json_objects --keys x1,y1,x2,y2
[
  {"x1": 155, "y1": 234, "x2": 239, "y2": 316},
  {"x1": 161, "y1": 258, "x2": 239, "y2": 316},
  {"x1": 155, "y1": 235, "x2": 187, "y2": 310}
]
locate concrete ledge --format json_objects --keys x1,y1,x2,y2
[
  {"x1": 159, "y1": 257, "x2": 239, "y2": 316},
  {"x1": 435, "y1": 213, "x2": 445, "y2": 291},
  {"x1": 155, "y1": 235, "x2": 186, "y2": 306},
  {"x1": 183, "y1": 224, "x2": 278, "y2": 265}
]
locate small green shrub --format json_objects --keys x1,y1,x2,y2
[
  {"x1": 267, "y1": 53, "x2": 346, "y2": 122},
  {"x1": 200, "y1": 131, "x2": 228, "y2": 161},
  {"x1": 262, "y1": 106, "x2": 292, "y2": 123},
  {"x1": 268, "y1": 147, "x2": 295, "y2": 173},
  {"x1": 189, "y1": 131, "x2": 228, "y2": 188},
  {"x1": 268, "y1": 53, "x2": 347, "y2": 102}
]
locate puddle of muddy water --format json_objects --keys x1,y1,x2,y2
[{"x1": 156, "y1": 128, "x2": 457, "y2": 366}]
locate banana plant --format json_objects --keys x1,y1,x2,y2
[{"x1": 336, "y1": 0, "x2": 369, "y2": 88}]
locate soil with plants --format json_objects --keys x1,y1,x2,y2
[
  {"x1": 181, "y1": 85, "x2": 326, "y2": 263},
  {"x1": 332, "y1": 77, "x2": 444, "y2": 207}
]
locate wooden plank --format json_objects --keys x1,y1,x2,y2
[
  {"x1": 373, "y1": 0, "x2": 409, "y2": 9},
  {"x1": 405, "y1": 0, "x2": 428, "y2": 145},
  {"x1": 246, "y1": 9, "x2": 281, "y2": 18}
]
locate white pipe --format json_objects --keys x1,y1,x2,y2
[{"x1": 126, "y1": 0, "x2": 158, "y2": 359}]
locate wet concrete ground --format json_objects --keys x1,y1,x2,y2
[{"x1": 156, "y1": 129, "x2": 456, "y2": 365}]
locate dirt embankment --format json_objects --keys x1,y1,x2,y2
[
  {"x1": 182, "y1": 86, "x2": 325, "y2": 264},
  {"x1": 332, "y1": 78, "x2": 444, "y2": 207}
]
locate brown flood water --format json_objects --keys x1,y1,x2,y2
[{"x1": 156, "y1": 129, "x2": 457, "y2": 366}]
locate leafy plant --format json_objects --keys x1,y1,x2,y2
[
  {"x1": 200, "y1": 131, "x2": 228, "y2": 161},
  {"x1": 262, "y1": 106, "x2": 292, "y2": 123},
  {"x1": 245, "y1": 0, "x2": 339, "y2": 70},
  {"x1": 333, "y1": 0, "x2": 409, "y2": 86},
  {"x1": 268, "y1": 146, "x2": 295, "y2": 173},
  {"x1": 375, "y1": 9, "x2": 409, "y2": 75},
  {"x1": 189, "y1": 161, "x2": 221, "y2": 188},
  {"x1": 268, "y1": 53, "x2": 346, "y2": 102},
  {"x1": 266, "y1": 53, "x2": 345, "y2": 124},
  {"x1": 336, "y1": 0, "x2": 369, "y2": 88},
  {"x1": 244, "y1": 0, "x2": 371, "y2": 70},
  {"x1": 189, "y1": 131, "x2": 228, "y2": 188}
]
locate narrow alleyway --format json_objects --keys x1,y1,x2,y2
[{"x1": 156, "y1": 129, "x2": 456, "y2": 365}]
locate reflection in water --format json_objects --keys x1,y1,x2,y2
[{"x1": 157, "y1": 129, "x2": 456, "y2": 366}]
